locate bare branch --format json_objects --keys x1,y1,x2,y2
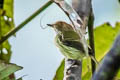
[
  {"x1": 64, "y1": 59, "x2": 82, "y2": 80},
  {"x1": 92, "y1": 34, "x2": 120, "y2": 80}
]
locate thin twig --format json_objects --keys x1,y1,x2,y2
[
  {"x1": 0, "y1": 0, "x2": 53, "y2": 45},
  {"x1": 88, "y1": 10, "x2": 96, "y2": 73}
]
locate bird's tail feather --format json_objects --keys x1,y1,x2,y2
[{"x1": 90, "y1": 56, "x2": 99, "y2": 66}]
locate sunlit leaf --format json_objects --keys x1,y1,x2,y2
[
  {"x1": 82, "y1": 58, "x2": 92, "y2": 80},
  {"x1": 82, "y1": 22, "x2": 120, "y2": 80},
  {"x1": 95, "y1": 22, "x2": 120, "y2": 61}
]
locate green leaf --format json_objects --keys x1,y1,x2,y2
[
  {"x1": 82, "y1": 22, "x2": 120, "y2": 80},
  {"x1": 82, "y1": 58, "x2": 92, "y2": 80},
  {"x1": 0, "y1": 0, "x2": 14, "y2": 62},
  {"x1": 0, "y1": 60, "x2": 23, "y2": 80},
  {"x1": 82, "y1": 70, "x2": 91, "y2": 80},
  {"x1": 95, "y1": 22, "x2": 120, "y2": 61},
  {"x1": 53, "y1": 59, "x2": 65, "y2": 80}
]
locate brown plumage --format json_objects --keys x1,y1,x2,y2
[{"x1": 47, "y1": 21, "x2": 74, "y2": 34}]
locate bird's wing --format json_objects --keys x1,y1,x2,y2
[
  {"x1": 62, "y1": 40, "x2": 85, "y2": 53},
  {"x1": 55, "y1": 34, "x2": 86, "y2": 60},
  {"x1": 62, "y1": 31, "x2": 80, "y2": 41}
]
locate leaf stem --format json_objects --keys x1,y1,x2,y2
[{"x1": 88, "y1": 11, "x2": 96, "y2": 73}]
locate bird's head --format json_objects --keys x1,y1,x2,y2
[{"x1": 47, "y1": 21, "x2": 74, "y2": 35}]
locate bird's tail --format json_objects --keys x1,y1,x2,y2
[{"x1": 90, "y1": 55, "x2": 99, "y2": 66}]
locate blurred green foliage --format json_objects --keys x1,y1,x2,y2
[
  {"x1": 0, "y1": 0, "x2": 23, "y2": 80},
  {"x1": 95, "y1": 22, "x2": 120, "y2": 61},
  {"x1": 0, "y1": 0, "x2": 15, "y2": 62}
]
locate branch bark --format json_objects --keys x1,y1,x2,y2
[
  {"x1": 92, "y1": 34, "x2": 120, "y2": 80},
  {"x1": 72, "y1": 0, "x2": 92, "y2": 30},
  {"x1": 64, "y1": 59, "x2": 82, "y2": 80},
  {"x1": 72, "y1": 0, "x2": 96, "y2": 74}
]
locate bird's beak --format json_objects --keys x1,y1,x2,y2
[{"x1": 47, "y1": 24, "x2": 53, "y2": 27}]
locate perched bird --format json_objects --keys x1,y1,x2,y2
[{"x1": 47, "y1": 21, "x2": 89, "y2": 60}]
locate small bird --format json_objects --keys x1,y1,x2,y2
[{"x1": 47, "y1": 21, "x2": 89, "y2": 60}]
